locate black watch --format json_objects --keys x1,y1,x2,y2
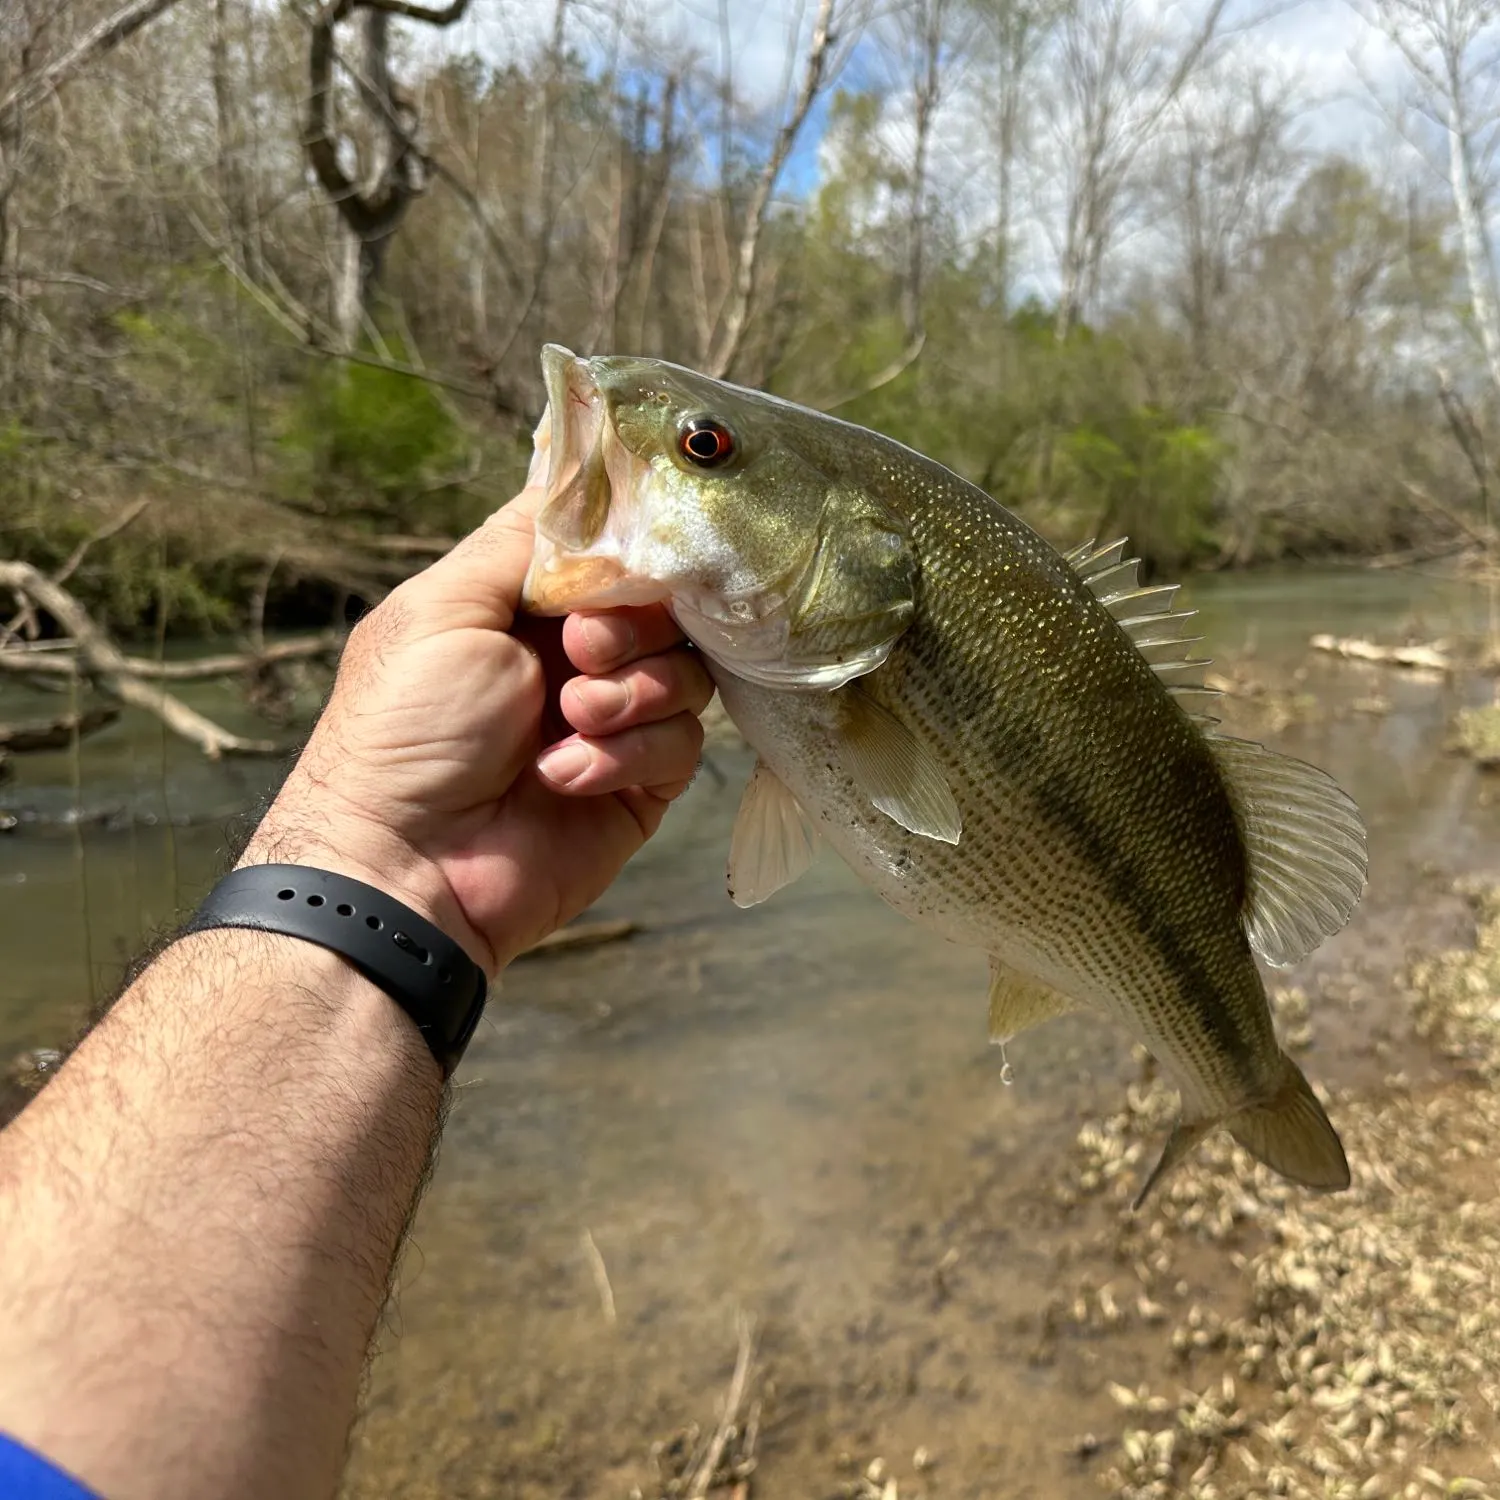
[{"x1": 184, "y1": 864, "x2": 489, "y2": 1077}]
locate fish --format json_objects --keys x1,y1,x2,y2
[{"x1": 518, "y1": 344, "x2": 1367, "y2": 1204}]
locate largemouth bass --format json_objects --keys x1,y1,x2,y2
[{"x1": 519, "y1": 345, "x2": 1366, "y2": 1203}]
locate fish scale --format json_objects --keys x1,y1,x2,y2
[{"x1": 521, "y1": 345, "x2": 1366, "y2": 1201}]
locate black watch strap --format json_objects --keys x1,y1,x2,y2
[{"x1": 183, "y1": 864, "x2": 489, "y2": 1078}]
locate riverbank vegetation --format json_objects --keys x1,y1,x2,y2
[{"x1": 2, "y1": 0, "x2": 1499, "y2": 640}]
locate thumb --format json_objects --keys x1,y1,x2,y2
[{"x1": 397, "y1": 485, "x2": 545, "y2": 634}]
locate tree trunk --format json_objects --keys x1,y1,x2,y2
[{"x1": 1447, "y1": 95, "x2": 1500, "y2": 402}]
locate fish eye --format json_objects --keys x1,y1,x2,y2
[{"x1": 678, "y1": 416, "x2": 736, "y2": 468}]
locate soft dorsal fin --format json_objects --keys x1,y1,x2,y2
[
  {"x1": 1065, "y1": 535, "x2": 1217, "y2": 725},
  {"x1": 987, "y1": 960, "x2": 1078, "y2": 1043},
  {"x1": 1208, "y1": 735, "x2": 1367, "y2": 967},
  {"x1": 836, "y1": 684, "x2": 962, "y2": 845},
  {"x1": 727, "y1": 760, "x2": 820, "y2": 908}
]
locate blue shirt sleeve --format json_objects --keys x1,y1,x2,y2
[{"x1": 0, "y1": 1434, "x2": 100, "y2": 1499}]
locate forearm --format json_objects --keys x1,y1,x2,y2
[{"x1": 0, "y1": 928, "x2": 444, "y2": 1500}]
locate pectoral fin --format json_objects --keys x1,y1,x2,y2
[
  {"x1": 727, "y1": 760, "x2": 820, "y2": 908},
  {"x1": 837, "y1": 685, "x2": 962, "y2": 845},
  {"x1": 987, "y1": 960, "x2": 1077, "y2": 1043}
]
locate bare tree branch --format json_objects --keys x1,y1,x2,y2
[
  {"x1": 706, "y1": 0, "x2": 847, "y2": 378},
  {"x1": 0, "y1": 0, "x2": 186, "y2": 117}
]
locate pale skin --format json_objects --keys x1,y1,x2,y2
[{"x1": 0, "y1": 488, "x2": 714, "y2": 1500}]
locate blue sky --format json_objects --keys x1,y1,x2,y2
[
  {"x1": 439, "y1": 0, "x2": 1432, "y2": 193},
  {"x1": 427, "y1": 0, "x2": 1486, "y2": 308}
]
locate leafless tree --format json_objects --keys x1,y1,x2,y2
[
  {"x1": 702, "y1": 0, "x2": 866, "y2": 378},
  {"x1": 0, "y1": 0, "x2": 185, "y2": 118},
  {"x1": 973, "y1": 0, "x2": 1060, "y2": 310},
  {"x1": 1156, "y1": 65, "x2": 1300, "y2": 373},
  {"x1": 303, "y1": 0, "x2": 471, "y2": 348},
  {"x1": 1364, "y1": 0, "x2": 1500, "y2": 403},
  {"x1": 1045, "y1": 0, "x2": 1232, "y2": 338}
]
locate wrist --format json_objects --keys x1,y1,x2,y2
[{"x1": 241, "y1": 794, "x2": 498, "y2": 977}]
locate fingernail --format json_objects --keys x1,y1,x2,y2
[
  {"x1": 576, "y1": 677, "x2": 629, "y2": 720},
  {"x1": 536, "y1": 742, "x2": 592, "y2": 787},
  {"x1": 581, "y1": 614, "x2": 631, "y2": 663}
]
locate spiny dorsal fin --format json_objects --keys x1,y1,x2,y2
[
  {"x1": 837, "y1": 684, "x2": 962, "y2": 845},
  {"x1": 1065, "y1": 535, "x2": 1218, "y2": 724},
  {"x1": 1063, "y1": 536, "x2": 1130, "y2": 578},
  {"x1": 1208, "y1": 735, "x2": 1368, "y2": 967},
  {"x1": 987, "y1": 960, "x2": 1078, "y2": 1043},
  {"x1": 727, "y1": 760, "x2": 820, "y2": 908}
]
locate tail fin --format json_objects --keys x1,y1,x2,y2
[
  {"x1": 1133, "y1": 1053, "x2": 1349, "y2": 1210},
  {"x1": 1227, "y1": 1051, "x2": 1350, "y2": 1192}
]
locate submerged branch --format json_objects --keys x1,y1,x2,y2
[
  {"x1": 515, "y1": 919, "x2": 637, "y2": 958},
  {"x1": 0, "y1": 707, "x2": 120, "y2": 753}
]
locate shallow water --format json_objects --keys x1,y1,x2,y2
[{"x1": 2, "y1": 569, "x2": 1498, "y2": 1497}]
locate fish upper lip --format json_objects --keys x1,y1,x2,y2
[{"x1": 538, "y1": 343, "x2": 606, "y2": 506}]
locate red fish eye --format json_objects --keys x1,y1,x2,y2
[{"x1": 678, "y1": 417, "x2": 735, "y2": 468}]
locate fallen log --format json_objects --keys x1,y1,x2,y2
[
  {"x1": 0, "y1": 706, "x2": 120, "y2": 752},
  {"x1": 0, "y1": 561, "x2": 286, "y2": 758},
  {"x1": 0, "y1": 631, "x2": 343, "y2": 682},
  {"x1": 1309, "y1": 634, "x2": 1454, "y2": 673}
]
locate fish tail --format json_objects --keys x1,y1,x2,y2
[
  {"x1": 1226, "y1": 1051, "x2": 1350, "y2": 1193},
  {"x1": 1133, "y1": 1053, "x2": 1350, "y2": 1210}
]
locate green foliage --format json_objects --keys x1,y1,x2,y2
[
  {"x1": 1053, "y1": 412, "x2": 1222, "y2": 569},
  {"x1": 280, "y1": 357, "x2": 461, "y2": 524}
]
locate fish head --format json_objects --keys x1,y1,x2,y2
[{"x1": 521, "y1": 345, "x2": 916, "y2": 689}]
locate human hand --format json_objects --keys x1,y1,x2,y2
[{"x1": 240, "y1": 487, "x2": 712, "y2": 974}]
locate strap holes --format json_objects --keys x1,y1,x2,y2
[
  {"x1": 336, "y1": 903, "x2": 354, "y2": 917},
  {"x1": 307, "y1": 894, "x2": 325, "y2": 908},
  {"x1": 439, "y1": 968, "x2": 452, "y2": 985},
  {"x1": 366, "y1": 915, "x2": 383, "y2": 930},
  {"x1": 277, "y1": 888, "x2": 295, "y2": 901}
]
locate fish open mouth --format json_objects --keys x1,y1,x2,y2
[{"x1": 519, "y1": 345, "x2": 670, "y2": 616}]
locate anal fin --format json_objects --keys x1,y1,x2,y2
[
  {"x1": 987, "y1": 960, "x2": 1077, "y2": 1043},
  {"x1": 727, "y1": 760, "x2": 820, "y2": 908}
]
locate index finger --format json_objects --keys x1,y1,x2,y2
[{"x1": 562, "y1": 604, "x2": 687, "y2": 675}]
